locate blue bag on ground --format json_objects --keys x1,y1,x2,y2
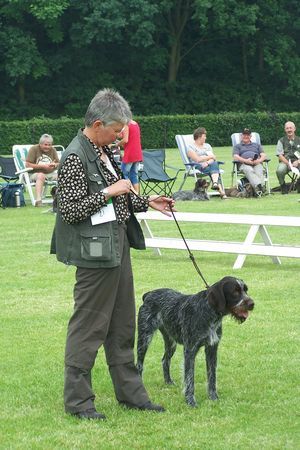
[{"x1": 0, "y1": 183, "x2": 26, "y2": 208}]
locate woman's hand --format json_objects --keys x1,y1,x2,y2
[
  {"x1": 106, "y1": 179, "x2": 132, "y2": 197},
  {"x1": 148, "y1": 195, "x2": 176, "y2": 216}
]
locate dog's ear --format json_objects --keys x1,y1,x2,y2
[{"x1": 207, "y1": 278, "x2": 229, "y2": 313}]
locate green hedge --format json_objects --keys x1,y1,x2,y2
[
  {"x1": 1, "y1": 112, "x2": 299, "y2": 154},
  {"x1": 0, "y1": 117, "x2": 82, "y2": 155},
  {"x1": 139, "y1": 112, "x2": 300, "y2": 148}
]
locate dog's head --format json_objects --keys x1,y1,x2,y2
[
  {"x1": 207, "y1": 276, "x2": 254, "y2": 323},
  {"x1": 244, "y1": 183, "x2": 255, "y2": 197},
  {"x1": 194, "y1": 178, "x2": 210, "y2": 193}
]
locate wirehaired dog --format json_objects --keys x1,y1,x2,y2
[
  {"x1": 225, "y1": 183, "x2": 255, "y2": 198},
  {"x1": 137, "y1": 276, "x2": 254, "y2": 407},
  {"x1": 172, "y1": 178, "x2": 210, "y2": 201},
  {"x1": 50, "y1": 186, "x2": 57, "y2": 213}
]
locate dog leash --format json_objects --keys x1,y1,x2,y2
[
  {"x1": 168, "y1": 204, "x2": 210, "y2": 289},
  {"x1": 130, "y1": 189, "x2": 210, "y2": 289}
]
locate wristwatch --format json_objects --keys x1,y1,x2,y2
[{"x1": 102, "y1": 188, "x2": 109, "y2": 199}]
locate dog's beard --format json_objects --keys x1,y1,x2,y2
[
  {"x1": 231, "y1": 311, "x2": 248, "y2": 323},
  {"x1": 230, "y1": 306, "x2": 252, "y2": 323}
]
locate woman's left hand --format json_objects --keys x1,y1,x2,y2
[{"x1": 148, "y1": 195, "x2": 176, "y2": 216}]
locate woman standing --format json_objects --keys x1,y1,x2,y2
[
  {"x1": 118, "y1": 120, "x2": 143, "y2": 193},
  {"x1": 187, "y1": 127, "x2": 227, "y2": 199}
]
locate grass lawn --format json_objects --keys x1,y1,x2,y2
[{"x1": 0, "y1": 145, "x2": 299, "y2": 449}]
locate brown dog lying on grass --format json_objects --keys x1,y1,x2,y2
[{"x1": 225, "y1": 183, "x2": 255, "y2": 198}]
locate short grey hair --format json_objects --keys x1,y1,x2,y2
[
  {"x1": 284, "y1": 121, "x2": 296, "y2": 129},
  {"x1": 84, "y1": 88, "x2": 132, "y2": 127},
  {"x1": 39, "y1": 134, "x2": 53, "y2": 144}
]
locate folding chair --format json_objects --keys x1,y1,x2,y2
[
  {"x1": 138, "y1": 149, "x2": 182, "y2": 196},
  {"x1": 0, "y1": 156, "x2": 19, "y2": 184},
  {"x1": 231, "y1": 132, "x2": 271, "y2": 194},
  {"x1": 175, "y1": 134, "x2": 225, "y2": 191},
  {"x1": 12, "y1": 144, "x2": 64, "y2": 205},
  {"x1": 287, "y1": 163, "x2": 300, "y2": 192}
]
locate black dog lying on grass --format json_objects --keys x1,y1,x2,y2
[
  {"x1": 172, "y1": 178, "x2": 210, "y2": 201},
  {"x1": 51, "y1": 186, "x2": 58, "y2": 213},
  {"x1": 137, "y1": 276, "x2": 254, "y2": 407}
]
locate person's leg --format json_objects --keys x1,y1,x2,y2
[
  {"x1": 29, "y1": 172, "x2": 46, "y2": 205},
  {"x1": 206, "y1": 162, "x2": 225, "y2": 196},
  {"x1": 128, "y1": 162, "x2": 140, "y2": 193},
  {"x1": 64, "y1": 264, "x2": 122, "y2": 414},
  {"x1": 276, "y1": 162, "x2": 289, "y2": 186},
  {"x1": 104, "y1": 225, "x2": 150, "y2": 407},
  {"x1": 121, "y1": 162, "x2": 133, "y2": 180},
  {"x1": 253, "y1": 164, "x2": 264, "y2": 191},
  {"x1": 240, "y1": 164, "x2": 261, "y2": 188}
]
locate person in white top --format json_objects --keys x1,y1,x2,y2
[{"x1": 187, "y1": 127, "x2": 227, "y2": 199}]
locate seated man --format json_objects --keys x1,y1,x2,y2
[
  {"x1": 276, "y1": 121, "x2": 300, "y2": 194},
  {"x1": 233, "y1": 128, "x2": 266, "y2": 197},
  {"x1": 26, "y1": 134, "x2": 59, "y2": 206}
]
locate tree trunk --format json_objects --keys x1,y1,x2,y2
[
  {"x1": 18, "y1": 78, "x2": 25, "y2": 104},
  {"x1": 168, "y1": 37, "x2": 181, "y2": 83},
  {"x1": 166, "y1": 0, "x2": 190, "y2": 84}
]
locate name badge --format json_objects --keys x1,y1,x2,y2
[{"x1": 91, "y1": 200, "x2": 116, "y2": 225}]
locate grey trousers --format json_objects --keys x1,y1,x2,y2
[
  {"x1": 276, "y1": 162, "x2": 290, "y2": 185},
  {"x1": 64, "y1": 224, "x2": 149, "y2": 413},
  {"x1": 240, "y1": 163, "x2": 264, "y2": 188}
]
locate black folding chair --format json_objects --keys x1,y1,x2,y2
[
  {"x1": 139, "y1": 149, "x2": 182, "y2": 196},
  {"x1": 0, "y1": 156, "x2": 19, "y2": 183}
]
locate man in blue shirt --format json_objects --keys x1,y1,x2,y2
[{"x1": 233, "y1": 128, "x2": 267, "y2": 196}]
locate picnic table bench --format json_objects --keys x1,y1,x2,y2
[{"x1": 136, "y1": 211, "x2": 300, "y2": 269}]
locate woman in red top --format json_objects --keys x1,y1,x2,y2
[{"x1": 118, "y1": 120, "x2": 143, "y2": 193}]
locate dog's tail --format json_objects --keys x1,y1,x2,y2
[
  {"x1": 142, "y1": 290, "x2": 164, "y2": 308},
  {"x1": 142, "y1": 291, "x2": 151, "y2": 303},
  {"x1": 141, "y1": 291, "x2": 164, "y2": 319}
]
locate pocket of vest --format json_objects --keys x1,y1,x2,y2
[{"x1": 80, "y1": 233, "x2": 112, "y2": 260}]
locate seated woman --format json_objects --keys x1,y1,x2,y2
[{"x1": 187, "y1": 127, "x2": 227, "y2": 199}]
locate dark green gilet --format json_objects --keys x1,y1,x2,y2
[
  {"x1": 280, "y1": 135, "x2": 300, "y2": 161},
  {"x1": 50, "y1": 129, "x2": 145, "y2": 268}
]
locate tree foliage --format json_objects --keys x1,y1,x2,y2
[{"x1": 0, "y1": 0, "x2": 299, "y2": 119}]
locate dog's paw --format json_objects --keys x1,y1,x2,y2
[
  {"x1": 186, "y1": 397, "x2": 197, "y2": 407},
  {"x1": 208, "y1": 391, "x2": 219, "y2": 401}
]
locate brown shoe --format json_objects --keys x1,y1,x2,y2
[{"x1": 35, "y1": 200, "x2": 42, "y2": 207}]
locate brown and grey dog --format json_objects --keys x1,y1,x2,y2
[
  {"x1": 172, "y1": 178, "x2": 210, "y2": 201},
  {"x1": 137, "y1": 276, "x2": 254, "y2": 407},
  {"x1": 225, "y1": 184, "x2": 255, "y2": 198}
]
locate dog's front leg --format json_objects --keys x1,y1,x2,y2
[
  {"x1": 205, "y1": 344, "x2": 218, "y2": 400},
  {"x1": 183, "y1": 348, "x2": 197, "y2": 407}
]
